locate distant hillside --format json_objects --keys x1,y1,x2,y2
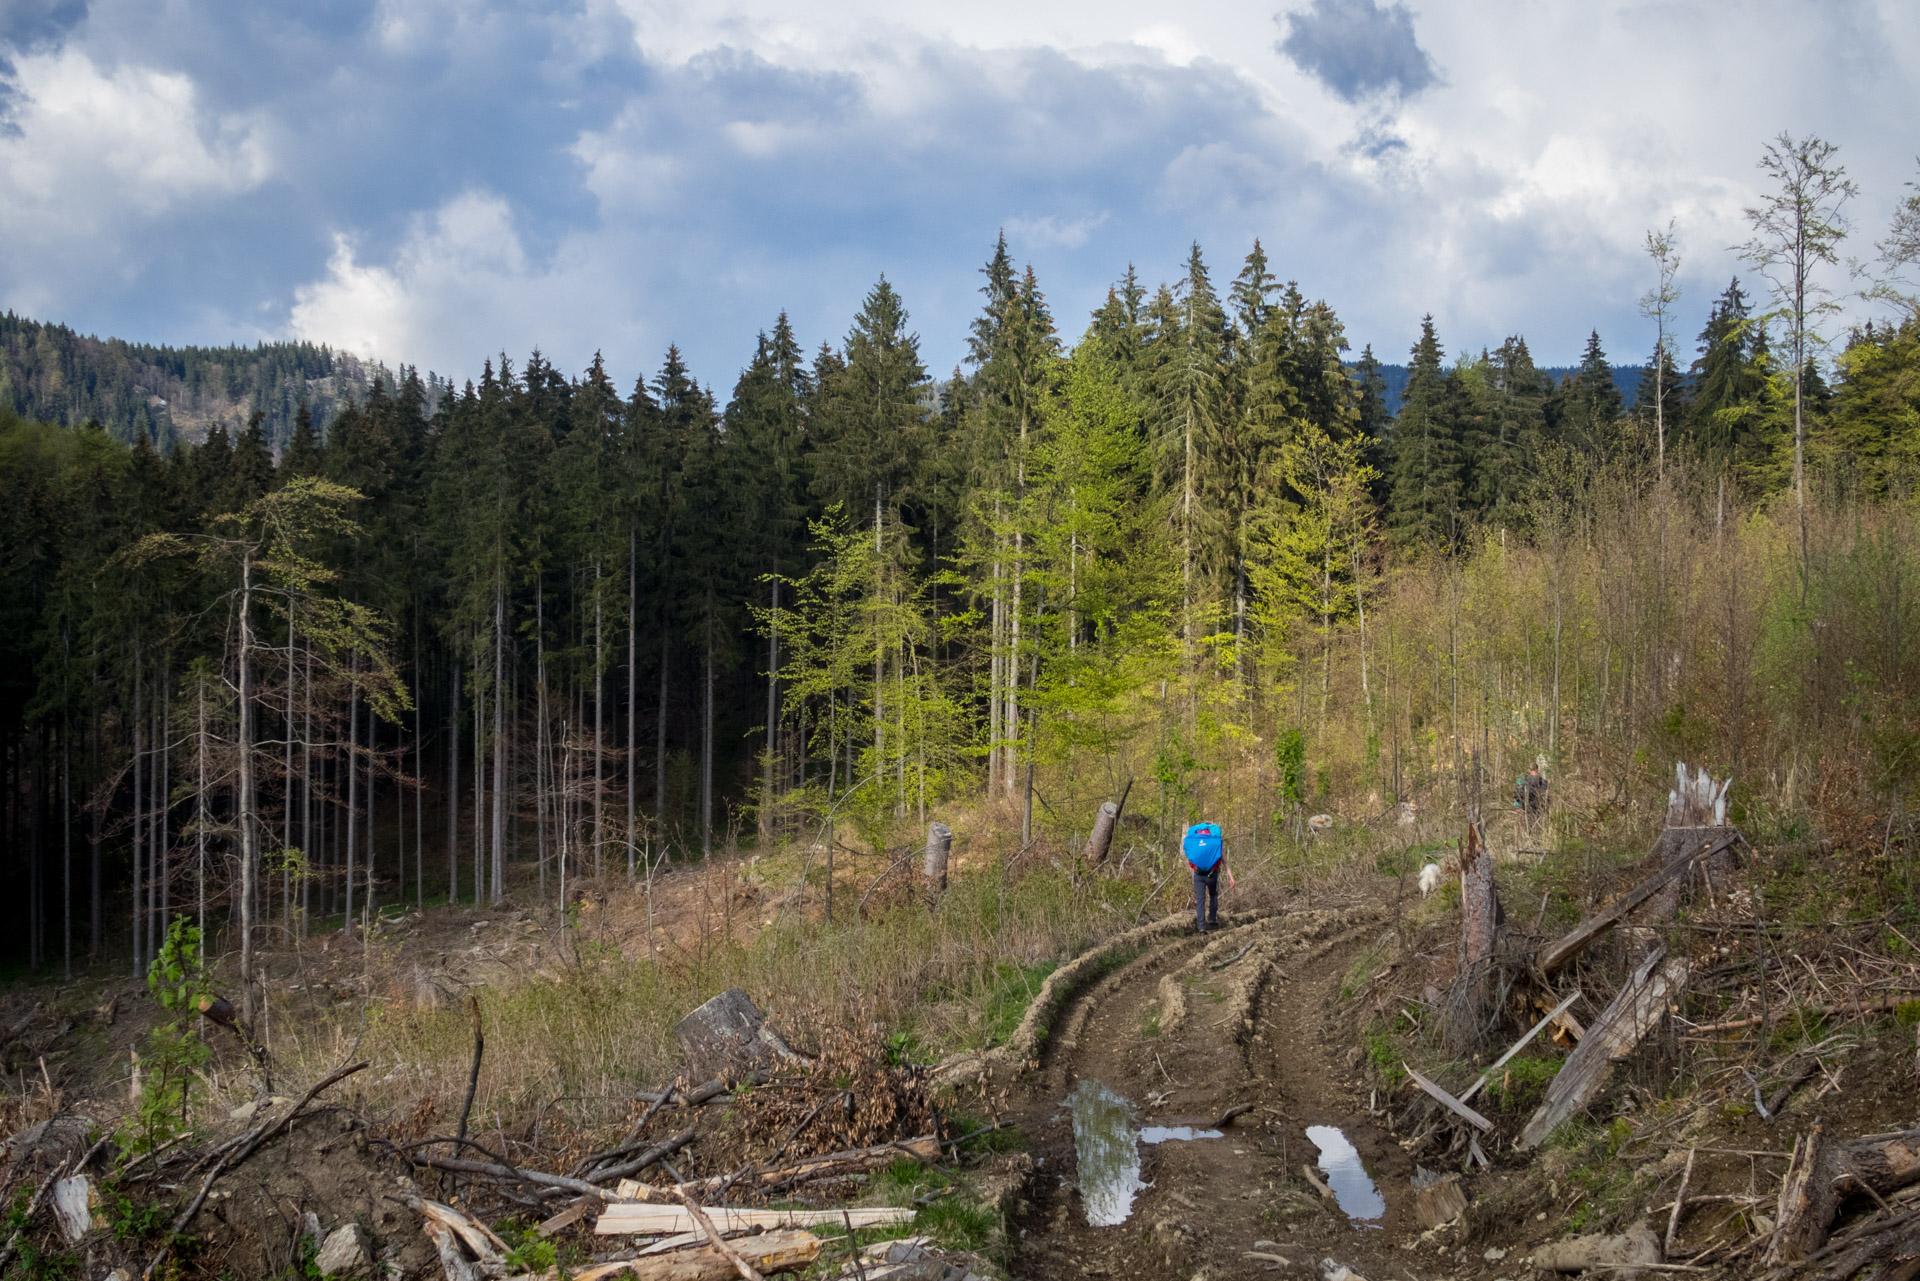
[
  {"x1": 1366, "y1": 362, "x2": 1645, "y2": 417},
  {"x1": 0, "y1": 313, "x2": 429, "y2": 453}
]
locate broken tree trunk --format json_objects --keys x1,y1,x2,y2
[
  {"x1": 1537, "y1": 831, "x2": 1740, "y2": 976},
  {"x1": 673, "y1": 990, "x2": 807, "y2": 1083},
  {"x1": 1766, "y1": 1124, "x2": 1920, "y2": 1265},
  {"x1": 1083, "y1": 802, "x2": 1120, "y2": 865},
  {"x1": 1520, "y1": 948, "x2": 1690, "y2": 1148},
  {"x1": 923, "y1": 822, "x2": 952, "y2": 904},
  {"x1": 1444, "y1": 822, "x2": 1504, "y2": 1055}
]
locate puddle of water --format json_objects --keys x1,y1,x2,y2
[
  {"x1": 1067, "y1": 1079, "x2": 1143, "y2": 1226},
  {"x1": 1306, "y1": 1125, "x2": 1386, "y2": 1225},
  {"x1": 1140, "y1": 1125, "x2": 1224, "y2": 1144}
]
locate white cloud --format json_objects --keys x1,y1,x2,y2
[{"x1": 0, "y1": 46, "x2": 271, "y2": 238}]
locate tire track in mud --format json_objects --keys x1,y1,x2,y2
[{"x1": 1004, "y1": 903, "x2": 1429, "y2": 1281}]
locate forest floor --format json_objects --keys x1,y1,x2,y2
[{"x1": 4, "y1": 815, "x2": 1920, "y2": 1280}]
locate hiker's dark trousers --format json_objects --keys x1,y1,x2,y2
[{"x1": 1193, "y1": 865, "x2": 1220, "y2": 930}]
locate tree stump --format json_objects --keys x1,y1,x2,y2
[
  {"x1": 1083, "y1": 802, "x2": 1119, "y2": 865},
  {"x1": 673, "y1": 990, "x2": 801, "y2": 1083},
  {"x1": 924, "y1": 822, "x2": 952, "y2": 903}
]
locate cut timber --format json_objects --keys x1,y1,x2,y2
[
  {"x1": 596, "y1": 1205, "x2": 912, "y2": 1236},
  {"x1": 1403, "y1": 1063, "x2": 1493, "y2": 1132},
  {"x1": 1533, "y1": 1224, "x2": 1662, "y2": 1277},
  {"x1": 1537, "y1": 834, "x2": 1738, "y2": 976},
  {"x1": 564, "y1": 1229, "x2": 823, "y2": 1280},
  {"x1": 673, "y1": 990, "x2": 806, "y2": 1083},
  {"x1": 1520, "y1": 949, "x2": 1690, "y2": 1149},
  {"x1": 1766, "y1": 1124, "x2": 1920, "y2": 1265},
  {"x1": 923, "y1": 823, "x2": 952, "y2": 898}
]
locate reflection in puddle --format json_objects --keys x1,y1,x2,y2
[
  {"x1": 1306, "y1": 1125, "x2": 1386, "y2": 1225},
  {"x1": 1141, "y1": 1125, "x2": 1224, "y2": 1144},
  {"x1": 1068, "y1": 1080, "x2": 1142, "y2": 1226}
]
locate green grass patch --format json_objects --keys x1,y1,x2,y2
[
  {"x1": 1484, "y1": 1054, "x2": 1560, "y2": 1110},
  {"x1": 983, "y1": 961, "x2": 1058, "y2": 1046}
]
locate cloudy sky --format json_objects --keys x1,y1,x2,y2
[{"x1": 2, "y1": 0, "x2": 1916, "y2": 390}]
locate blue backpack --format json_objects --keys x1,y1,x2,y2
[{"x1": 1183, "y1": 823, "x2": 1223, "y2": 871}]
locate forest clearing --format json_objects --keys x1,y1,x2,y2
[{"x1": 4, "y1": 118, "x2": 1920, "y2": 1278}]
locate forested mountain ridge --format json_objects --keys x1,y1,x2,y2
[
  {"x1": 3, "y1": 191, "x2": 1918, "y2": 996},
  {"x1": 0, "y1": 312, "x2": 450, "y2": 453}
]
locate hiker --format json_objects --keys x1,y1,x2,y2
[
  {"x1": 1513, "y1": 762, "x2": 1551, "y2": 816},
  {"x1": 1183, "y1": 821, "x2": 1234, "y2": 934}
]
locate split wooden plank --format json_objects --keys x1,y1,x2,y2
[
  {"x1": 1537, "y1": 833, "x2": 1738, "y2": 976},
  {"x1": 1402, "y1": 1063, "x2": 1494, "y2": 1132},
  {"x1": 1459, "y1": 990, "x2": 1583, "y2": 1104},
  {"x1": 542, "y1": 1229, "x2": 824, "y2": 1280},
  {"x1": 596, "y1": 1205, "x2": 913, "y2": 1237},
  {"x1": 1520, "y1": 949, "x2": 1691, "y2": 1149}
]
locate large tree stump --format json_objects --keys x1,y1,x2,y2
[
  {"x1": 673, "y1": 990, "x2": 804, "y2": 1083},
  {"x1": 1444, "y1": 823, "x2": 1504, "y2": 1054}
]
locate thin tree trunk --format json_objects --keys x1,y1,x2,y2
[
  {"x1": 627, "y1": 527, "x2": 637, "y2": 880},
  {"x1": 236, "y1": 557, "x2": 260, "y2": 1021},
  {"x1": 761, "y1": 575, "x2": 778, "y2": 841},
  {"x1": 199, "y1": 672, "x2": 210, "y2": 949},
  {"x1": 536, "y1": 581, "x2": 549, "y2": 901},
  {"x1": 594, "y1": 562, "x2": 604, "y2": 878},
  {"x1": 158, "y1": 672, "x2": 169, "y2": 947},
  {"x1": 89, "y1": 686, "x2": 101, "y2": 962},
  {"x1": 656, "y1": 631, "x2": 668, "y2": 853},
  {"x1": 701, "y1": 603, "x2": 714, "y2": 858},
  {"x1": 132, "y1": 648, "x2": 144, "y2": 975},
  {"x1": 345, "y1": 653, "x2": 359, "y2": 939},
  {"x1": 448, "y1": 660, "x2": 459, "y2": 905},
  {"x1": 492, "y1": 574, "x2": 506, "y2": 904}
]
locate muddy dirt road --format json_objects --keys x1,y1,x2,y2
[{"x1": 1005, "y1": 903, "x2": 1443, "y2": 1281}]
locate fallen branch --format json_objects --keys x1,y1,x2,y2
[
  {"x1": 1403, "y1": 1063, "x2": 1494, "y2": 1132},
  {"x1": 628, "y1": 1136, "x2": 940, "y2": 1198},
  {"x1": 1666, "y1": 1147, "x2": 1697, "y2": 1258},
  {"x1": 1301, "y1": 1163, "x2": 1335, "y2": 1199},
  {"x1": 596, "y1": 1205, "x2": 913, "y2": 1236},
  {"x1": 674, "y1": 1185, "x2": 764, "y2": 1281},
  {"x1": 586, "y1": 1128, "x2": 699, "y2": 1185},
  {"x1": 1537, "y1": 833, "x2": 1738, "y2": 975},
  {"x1": 1765, "y1": 1123, "x2": 1920, "y2": 1265},
  {"x1": 1683, "y1": 995, "x2": 1912, "y2": 1037},
  {"x1": 142, "y1": 1060, "x2": 368, "y2": 1281},
  {"x1": 407, "y1": 1153, "x2": 636, "y2": 1200},
  {"x1": 1459, "y1": 989, "x2": 1582, "y2": 1104}
]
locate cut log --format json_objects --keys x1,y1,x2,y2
[
  {"x1": 673, "y1": 991, "x2": 806, "y2": 1083},
  {"x1": 923, "y1": 823, "x2": 952, "y2": 898},
  {"x1": 1520, "y1": 949, "x2": 1690, "y2": 1148},
  {"x1": 1533, "y1": 1224, "x2": 1662, "y2": 1277},
  {"x1": 1403, "y1": 1063, "x2": 1493, "y2": 1132},
  {"x1": 1766, "y1": 1124, "x2": 1920, "y2": 1265},
  {"x1": 1537, "y1": 834, "x2": 1738, "y2": 976},
  {"x1": 596, "y1": 1205, "x2": 912, "y2": 1236}
]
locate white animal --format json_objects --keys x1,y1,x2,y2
[{"x1": 1417, "y1": 862, "x2": 1444, "y2": 896}]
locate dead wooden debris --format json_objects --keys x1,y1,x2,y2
[
  {"x1": 1521, "y1": 948, "x2": 1690, "y2": 1148},
  {"x1": 140, "y1": 1058, "x2": 369, "y2": 1281},
  {"x1": 621, "y1": 1136, "x2": 940, "y2": 1198},
  {"x1": 1403, "y1": 1063, "x2": 1493, "y2": 1133},
  {"x1": 1458, "y1": 989, "x2": 1582, "y2": 1105},
  {"x1": 1765, "y1": 1123, "x2": 1920, "y2": 1265},
  {"x1": 596, "y1": 1204, "x2": 912, "y2": 1236},
  {"x1": 1537, "y1": 831, "x2": 1741, "y2": 977}
]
